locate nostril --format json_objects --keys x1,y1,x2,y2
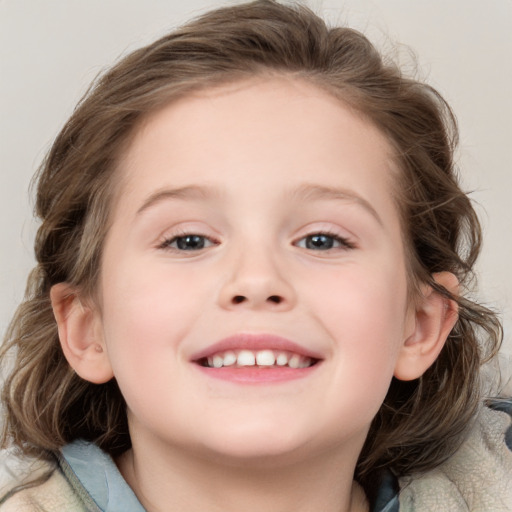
[{"x1": 229, "y1": 295, "x2": 284, "y2": 306}]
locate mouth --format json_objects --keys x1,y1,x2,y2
[{"x1": 191, "y1": 334, "x2": 322, "y2": 383}]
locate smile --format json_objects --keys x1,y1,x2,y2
[
  {"x1": 199, "y1": 349, "x2": 316, "y2": 369},
  {"x1": 191, "y1": 334, "x2": 323, "y2": 383}
]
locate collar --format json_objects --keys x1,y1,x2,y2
[{"x1": 59, "y1": 440, "x2": 145, "y2": 512}]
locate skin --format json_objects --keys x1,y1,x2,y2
[{"x1": 52, "y1": 77, "x2": 458, "y2": 512}]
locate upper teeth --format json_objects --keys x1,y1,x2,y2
[{"x1": 205, "y1": 349, "x2": 313, "y2": 369}]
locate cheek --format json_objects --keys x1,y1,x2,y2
[
  {"x1": 314, "y1": 258, "x2": 407, "y2": 325},
  {"x1": 318, "y1": 269, "x2": 409, "y2": 426},
  {"x1": 97, "y1": 259, "x2": 210, "y2": 417},
  {"x1": 308, "y1": 259, "x2": 409, "y2": 371},
  {"x1": 99, "y1": 256, "x2": 208, "y2": 367}
]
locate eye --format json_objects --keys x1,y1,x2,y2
[
  {"x1": 159, "y1": 234, "x2": 216, "y2": 251},
  {"x1": 295, "y1": 232, "x2": 354, "y2": 251}
]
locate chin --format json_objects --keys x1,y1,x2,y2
[{"x1": 192, "y1": 420, "x2": 321, "y2": 468}]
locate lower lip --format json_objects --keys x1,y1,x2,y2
[{"x1": 195, "y1": 365, "x2": 319, "y2": 384}]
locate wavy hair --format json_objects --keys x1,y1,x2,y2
[{"x1": 1, "y1": 0, "x2": 502, "y2": 498}]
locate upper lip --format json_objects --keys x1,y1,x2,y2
[{"x1": 190, "y1": 333, "x2": 324, "y2": 362}]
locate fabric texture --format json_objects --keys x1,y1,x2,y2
[
  {"x1": 0, "y1": 456, "x2": 90, "y2": 511},
  {"x1": 0, "y1": 442, "x2": 143, "y2": 511},
  {"x1": 0, "y1": 400, "x2": 510, "y2": 511},
  {"x1": 398, "y1": 400, "x2": 512, "y2": 511}
]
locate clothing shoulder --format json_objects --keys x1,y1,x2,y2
[
  {"x1": 0, "y1": 469, "x2": 90, "y2": 512},
  {"x1": 0, "y1": 441, "x2": 143, "y2": 512},
  {"x1": 0, "y1": 449, "x2": 94, "y2": 512},
  {"x1": 399, "y1": 399, "x2": 512, "y2": 511}
]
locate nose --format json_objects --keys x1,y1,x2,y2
[{"x1": 217, "y1": 246, "x2": 296, "y2": 312}]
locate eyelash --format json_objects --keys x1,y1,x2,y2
[
  {"x1": 294, "y1": 231, "x2": 355, "y2": 251},
  {"x1": 157, "y1": 230, "x2": 355, "y2": 253},
  {"x1": 157, "y1": 231, "x2": 219, "y2": 252}
]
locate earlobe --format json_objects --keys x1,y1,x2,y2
[
  {"x1": 50, "y1": 283, "x2": 114, "y2": 384},
  {"x1": 394, "y1": 272, "x2": 459, "y2": 381}
]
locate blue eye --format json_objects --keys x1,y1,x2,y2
[
  {"x1": 161, "y1": 234, "x2": 215, "y2": 251},
  {"x1": 296, "y1": 233, "x2": 352, "y2": 251}
]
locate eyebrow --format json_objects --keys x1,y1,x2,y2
[
  {"x1": 288, "y1": 184, "x2": 383, "y2": 226},
  {"x1": 136, "y1": 183, "x2": 383, "y2": 226},
  {"x1": 136, "y1": 185, "x2": 221, "y2": 215}
]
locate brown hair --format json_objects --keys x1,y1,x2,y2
[{"x1": 1, "y1": 0, "x2": 502, "y2": 496}]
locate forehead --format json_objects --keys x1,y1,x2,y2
[{"x1": 114, "y1": 77, "x2": 399, "y2": 219}]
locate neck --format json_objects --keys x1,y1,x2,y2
[{"x1": 117, "y1": 436, "x2": 369, "y2": 512}]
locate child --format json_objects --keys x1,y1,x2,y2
[{"x1": 1, "y1": 1, "x2": 510, "y2": 510}]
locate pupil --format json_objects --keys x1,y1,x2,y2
[
  {"x1": 177, "y1": 235, "x2": 205, "y2": 250},
  {"x1": 307, "y1": 234, "x2": 333, "y2": 250}
]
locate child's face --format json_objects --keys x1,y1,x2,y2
[{"x1": 95, "y1": 77, "x2": 416, "y2": 464}]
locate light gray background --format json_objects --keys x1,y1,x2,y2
[{"x1": 1, "y1": 0, "x2": 511, "y2": 354}]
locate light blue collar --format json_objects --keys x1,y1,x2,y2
[{"x1": 61, "y1": 440, "x2": 145, "y2": 512}]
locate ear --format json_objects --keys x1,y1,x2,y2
[
  {"x1": 50, "y1": 283, "x2": 114, "y2": 384},
  {"x1": 394, "y1": 272, "x2": 459, "y2": 381}
]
